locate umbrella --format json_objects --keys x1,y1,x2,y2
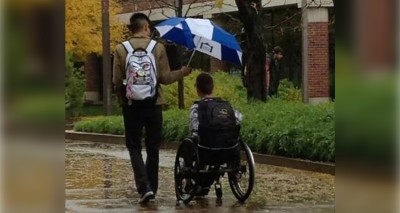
[{"x1": 155, "y1": 17, "x2": 242, "y2": 65}]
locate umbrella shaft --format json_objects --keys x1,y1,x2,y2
[
  {"x1": 187, "y1": 49, "x2": 196, "y2": 67},
  {"x1": 187, "y1": 37, "x2": 203, "y2": 67}
]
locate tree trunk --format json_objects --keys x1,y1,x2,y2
[
  {"x1": 102, "y1": 0, "x2": 112, "y2": 114},
  {"x1": 235, "y1": 0, "x2": 267, "y2": 102}
]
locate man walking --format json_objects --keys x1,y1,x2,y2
[
  {"x1": 267, "y1": 46, "x2": 284, "y2": 97},
  {"x1": 113, "y1": 13, "x2": 192, "y2": 203}
]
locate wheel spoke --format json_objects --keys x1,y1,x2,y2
[{"x1": 228, "y1": 143, "x2": 254, "y2": 202}]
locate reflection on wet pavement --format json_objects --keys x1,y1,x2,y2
[{"x1": 65, "y1": 140, "x2": 334, "y2": 212}]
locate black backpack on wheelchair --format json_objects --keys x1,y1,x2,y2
[{"x1": 196, "y1": 98, "x2": 240, "y2": 165}]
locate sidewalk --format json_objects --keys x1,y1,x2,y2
[{"x1": 65, "y1": 140, "x2": 334, "y2": 213}]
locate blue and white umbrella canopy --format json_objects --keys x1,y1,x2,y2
[{"x1": 155, "y1": 17, "x2": 243, "y2": 65}]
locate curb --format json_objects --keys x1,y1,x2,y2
[
  {"x1": 65, "y1": 131, "x2": 179, "y2": 149},
  {"x1": 66, "y1": 131, "x2": 125, "y2": 145},
  {"x1": 65, "y1": 131, "x2": 335, "y2": 175},
  {"x1": 252, "y1": 153, "x2": 334, "y2": 175},
  {"x1": 65, "y1": 124, "x2": 74, "y2": 131}
]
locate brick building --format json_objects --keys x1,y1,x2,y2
[{"x1": 85, "y1": 0, "x2": 334, "y2": 104}]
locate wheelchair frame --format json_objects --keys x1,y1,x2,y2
[{"x1": 174, "y1": 137, "x2": 255, "y2": 204}]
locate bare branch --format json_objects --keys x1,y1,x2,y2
[
  {"x1": 197, "y1": 6, "x2": 215, "y2": 16},
  {"x1": 152, "y1": 0, "x2": 177, "y2": 12},
  {"x1": 157, "y1": 0, "x2": 176, "y2": 9},
  {"x1": 188, "y1": 2, "x2": 215, "y2": 17},
  {"x1": 182, "y1": 1, "x2": 215, "y2": 17},
  {"x1": 153, "y1": 0, "x2": 175, "y2": 18},
  {"x1": 222, "y1": 2, "x2": 237, "y2": 8},
  {"x1": 220, "y1": 12, "x2": 241, "y2": 24},
  {"x1": 153, "y1": 0, "x2": 173, "y2": 19},
  {"x1": 148, "y1": 1, "x2": 153, "y2": 17},
  {"x1": 188, "y1": 4, "x2": 214, "y2": 11},
  {"x1": 184, "y1": 0, "x2": 200, "y2": 17},
  {"x1": 263, "y1": 2, "x2": 309, "y2": 29},
  {"x1": 187, "y1": 3, "x2": 214, "y2": 11},
  {"x1": 262, "y1": 0, "x2": 273, "y2": 7},
  {"x1": 161, "y1": 7, "x2": 173, "y2": 18}
]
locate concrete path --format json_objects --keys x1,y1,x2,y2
[{"x1": 65, "y1": 140, "x2": 334, "y2": 212}]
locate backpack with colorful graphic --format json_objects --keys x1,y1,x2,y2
[{"x1": 122, "y1": 40, "x2": 158, "y2": 104}]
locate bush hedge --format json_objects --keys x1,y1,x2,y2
[
  {"x1": 74, "y1": 100, "x2": 334, "y2": 162},
  {"x1": 66, "y1": 52, "x2": 85, "y2": 118},
  {"x1": 74, "y1": 116, "x2": 125, "y2": 135},
  {"x1": 162, "y1": 70, "x2": 246, "y2": 109},
  {"x1": 75, "y1": 71, "x2": 334, "y2": 162}
]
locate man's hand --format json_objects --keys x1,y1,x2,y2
[{"x1": 181, "y1": 66, "x2": 192, "y2": 77}]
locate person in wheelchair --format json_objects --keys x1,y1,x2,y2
[{"x1": 188, "y1": 72, "x2": 243, "y2": 197}]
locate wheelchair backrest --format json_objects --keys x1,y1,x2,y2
[{"x1": 197, "y1": 98, "x2": 240, "y2": 149}]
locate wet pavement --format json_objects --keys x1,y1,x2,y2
[{"x1": 65, "y1": 140, "x2": 334, "y2": 212}]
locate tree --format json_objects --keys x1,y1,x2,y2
[
  {"x1": 157, "y1": 0, "x2": 266, "y2": 101},
  {"x1": 65, "y1": 0, "x2": 125, "y2": 60},
  {"x1": 151, "y1": 0, "x2": 267, "y2": 101},
  {"x1": 235, "y1": 0, "x2": 266, "y2": 101}
]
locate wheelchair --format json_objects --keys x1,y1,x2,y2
[{"x1": 174, "y1": 134, "x2": 255, "y2": 204}]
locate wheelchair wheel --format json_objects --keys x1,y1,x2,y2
[
  {"x1": 228, "y1": 142, "x2": 255, "y2": 202},
  {"x1": 174, "y1": 138, "x2": 199, "y2": 204}
]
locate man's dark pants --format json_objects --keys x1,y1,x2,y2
[{"x1": 122, "y1": 105, "x2": 162, "y2": 195}]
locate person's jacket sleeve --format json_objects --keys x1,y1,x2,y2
[
  {"x1": 156, "y1": 43, "x2": 184, "y2": 85},
  {"x1": 112, "y1": 44, "x2": 124, "y2": 93}
]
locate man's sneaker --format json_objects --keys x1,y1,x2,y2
[
  {"x1": 148, "y1": 194, "x2": 156, "y2": 202},
  {"x1": 138, "y1": 189, "x2": 154, "y2": 204}
]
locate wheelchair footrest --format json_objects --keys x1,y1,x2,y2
[{"x1": 215, "y1": 183, "x2": 223, "y2": 198}]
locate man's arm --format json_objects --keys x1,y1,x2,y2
[
  {"x1": 113, "y1": 46, "x2": 124, "y2": 93},
  {"x1": 189, "y1": 104, "x2": 199, "y2": 137},
  {"x1": 157, "y1": 44, "x2": 191, "y2": 85}
]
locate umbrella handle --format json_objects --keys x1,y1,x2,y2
[{"x1": 187, "y1": 49, "x2": 196, "y2": 67}]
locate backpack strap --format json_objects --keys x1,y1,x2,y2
[
  {"x1": 145, "y1": 39, "x2": 158, "y2": 78},
  {"x1": 122, "y1": 41, "x2": 134, "y2": 53},
  {"x1": 146, "y1": 40, "x2": 157, "y2": 53}
]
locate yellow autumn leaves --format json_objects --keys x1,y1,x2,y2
[
  {"x1": 65, "y1": 0, "x2": 225, "y2": 60},
  {"x1": 215, "y1": 0, "x2": 224, "y2": 9},
  {"x1": 65, "y1": 0, "x2": 125, "y2": 60}
]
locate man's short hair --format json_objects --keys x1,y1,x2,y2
[
  {"x1": 127, "y1": 13, "x2": 151, "y2": 33},
  {"x1": 273, "y1": 46, "x2": 283, "y2": 55},
  {"x1": 196, "y1": 73, "x2": 214, "y2": 95}
]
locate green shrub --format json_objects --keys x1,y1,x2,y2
[
  {"x1": 277, "y1": 79, "x2": 302, "y2": 102},
  {"x1": 80, "y1": 96, "x2": 123, "y2": 117},
  {"x1": 163, "y1": 108, "x2": 190, "y2": 141},
  {"x1": 66, "y1": 52, "x2": 85, "y2": 118},
  {"x1": 162, "y1": 70, "x2": 246, "y2": 109},
  {"x1": 238, "y1": 100, "x2": 334, "y2": 162},
  {"x1": 74, "y1": 116, "x2": 124, "y2": 135},
  {"x1": 74, "y1": 100, "x2": 334, "y2": 162}
]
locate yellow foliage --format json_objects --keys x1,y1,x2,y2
[
  {"x1": 7, "y1": 0, "x2": 53, "y2": 11},
  {"x1": 162, "y1": 70, "x2": 246, "y2": 109},
  {"x1": 215, "y1": 0, "x2": 224, "y2": 9},
  {"x1": 65, "y1": 0, "x2": 125, "y2": 60}
]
